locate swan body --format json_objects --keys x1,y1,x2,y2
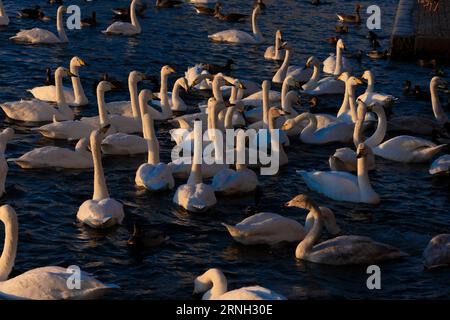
[
  {"x1": 101, "y1": 133, "x2": 147, "y2": 155},
  {"x1": 423, "y1": 234, "x2": 450, "y2": 269},
  {"x1": 28, "y1": 57, "x2": 88, "y2": 106},
  {"x1": 272, "y1": 42, "x2": 312, "y2": 84},
  {"x1": 208, "y1": 5, "x2": 263, "y2": 44},
  {"x1": 357, "y1": 70, "x2": 397, "y2": 106},
  {"x1": 169, "y1": 158, "x2": 227, "y2": 179},
  {"x1": 10, "y1": 6, "x2": 67, "y2": 44},
  {"x1": 322, "y1": 39, "x2": 352, "y2": 75},
  {"x1": 194, "y1": 268, "x2": 286, "y2": 300},
  {"x1": 302, "y1": 76, "x2": 345, "y2": 95},
  {"x1": 429, "y1": 155, "x2": 450, "y2": 175},
  {"x1": 0, "y1": 128, "x2": 14, "y2": 196},
  {"x1": 103, "y1": 0, "x2": 141, "y2": 35},
  {"x1": 153, "y1": 77, "x2": 189, "y2": 111},
  {"x1": 264, "y1": 30, "x2": 285, "y2": 61},
  {"x1": 0, "y1": 1, "x2": 9, "y2": 26}
]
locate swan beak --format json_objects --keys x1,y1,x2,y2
[
  {"x1": 100, "y1": 124, "x2": 111, "y2": 134},
  {"x1": 67, "y1": 71, "x2": 78, "y2": 78},
  {"x1": 337, "y1": 74, "x2": 345, "y2": 81},
  {"x1": 79, "y1": 59, "x2": 88, "y2": 67},
  {"x1": 283, "y1": 200, "x2": 293, "y2": 207},
  {"x1": 355, "y1": 78, "x2": 364, "y2": 85},
  {"x1": 168, "y1": 66, "x2": 176, "y2": 73},
  {"x1": 238, "y1": 81, "x2": 247, "y2": 90}
]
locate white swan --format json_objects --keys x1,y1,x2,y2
[
  {"x1": 0, "y1": 128, "x2": 14, "y2": 197},
  {"x1": 8, "y1": 137, "x2": 92, "y2": 169},
  {"x1": 154, "y1": 65, "x2": 176, "y2": 120},
  {"x1": 0, "y1": 205, "x2": 118, "y2": 300},
  {"x1": 288, "y1": 195, "x2": 406, "y2": 265},
  {"x1": 208, "y1": 5, "x2": 263, "y2": 44},
  {"x1": 272, "y1": 42, "x2": 312, "y2": 84},
  {"x1": 103, "y1": 0, "x2": 141, "y2": 35},
  {"x1": 0, "y1": 0, "x2": 9, "y2": 26},
  {"x1": 194, "y1": 268, "x2": 286, "y2": 300},
  {"x1": 28, "y1": 57, "x2": 89, "y2": 107},
  {"x1": 10, "y1": 6, "x2": 68, "y2": 44},
  {"x1": 135, "y1": 97, "x2": 175, "y2": 191},
  {"x1": 1, "y1": 67, "x2": 75, "y2": 122},
  {"x1": 301, "y1": 56, "x2": 346, "y2": 95},
  {"x1": 154, "y1": 77, "x2": 189, "y2": 111},
  {"x1": 77, "y1": 128, "x2": 125, "y2": 228},
  {"x1": 32, "y1": 81, "x2": 116, "y2": 140},
  {"x1": 429, "y1": 154, "x2": 450, "y2": 175},
  {"x1": 423, "y1": 234, "x2": 450, "y2": 269},
  {"x1": 388, "y1": 77, "x2": 449, "y2": 136},
  {"x1": 322, "y1": 39, "x2": 352, "y2": 75},
  {"x1": 298, "y1": 143, "x2": 380, "y2": 204},
  {"x1": 264, "y1": 30, "x2": 284, "y2": 61},
  {"x1": 357, "y1": 70, "x2": 397, "y2": 107}
]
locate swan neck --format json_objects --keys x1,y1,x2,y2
[
  {"x1": 0, "y1": 2, "x2": 5, "y2": 17},
  {"x1": 365, "y1": 107, "x2": 387, "y2": 148},
  {"x1": 0, "y1": 208, "x2": 18, "y2": 282},
  {"x1": 224, "y1": 106, "x2": 236, "y2": 129},
  {"x1": 347, "y1": 83, "x2": 358, "y2": 122},
  {"x1": 366, "y1": 73, "x2": 374, "y2": 93},
  {"x1": 143, "y1": 114, "x2": 159, "y2": 165},
  {"x1": 430, "y1": 81, "x2": 449, "y2": 124},
  {"x1": 334, "y1": 45, "x2": 343, "y2": 75},
  {"x1": 188, "y1": 122, "x2": 203, "y2": 185},
  {"x1": 57, "y1": 8, "x2": 68, "y2": 42},
  {"x1": 212, "y1": 78, "x2": 223, "y2": 102},
  {"x1": 129, "y1": 77, "x2": 140, "y2": 120},
  {"x1": 262, "y1": 85, "x2": 270, "y2": 127},
  {"x1": 252, "y1": 8, "x2": 261, "y2": 40},
  {"x1": 130, "y1": 0, "x2": 141, "y2": 32},
  {"x1": 91, "y1": 133, "x2": 109, "y2": 200},
  {"x1": 296, "y1": 204, "x2": 323, "y2": 259},
  {"x1": 70, "y1": 63, "x2": 87, "y2": 105},
  {"x1": 337, "y1": 80, "x2": 350, "y2": 117},
  {"x1": 357, "y1": 151, "x2": 376, "y2": 201},
  {"x1": 96, "y1": 87, "x2": 109, "y2": 126},
  {"x1": 159, "y1": 72, "x2": 172, "y2": 118}
]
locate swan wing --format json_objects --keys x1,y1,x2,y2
[
  {"x1": 33, "y1": 120, "x2": 95, "y2": 140},
  {"x1": 208, "y1": 30, "x2": 257, "y2": 44},
  {"x1": 103, "y1": 22, "x2": 139, "y2": 35},
  {"x1": 286, "y1": 66, "x2": 313, "y2": 82},
  {"x1": 135, "y1": 163, "x2": 175, "y2": 191},
  {"x1": 304, "y1": 77, "x2": 345, "y2": 95},
  {"x1": 0, "y1": 100, "x2": 61, "y2": 122},
  {"x1": 374, "y1": 135, "x2": 441, "y2": 162},
  {"x1": 10, "y1": 28, "x2": 61, "y2": 44},
  {"x1": 11, "y1": 146, "x2": 91, "y2": 169},
  {"x1": 106, "y1": 101, "x2": 133, "y2": 116},
  {"x1": 101, "y1": 133, "x2": 147, "y2": 155},
  {"x1": 217, "y1": 286, "x2": 286, "y2": 300},
  {"x1": 212, "y1": 169, "x2": 258, "y2": 194},
  {"x1": 28, "y1": 86, "x2": 75, "y2": 104}
]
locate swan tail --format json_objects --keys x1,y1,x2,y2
[
  {"x1": 67, "y1": 284, "x2": 120, "y2": 300},
  {"x1": 423, "y1": 144, "x2": 447, "y2": 160},
  {"x1": 222, "y1": 223, "x2": 243, "y2": 238}
]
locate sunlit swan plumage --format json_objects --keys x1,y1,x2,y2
[
  {"x1": 1, "y1": 67, "x2": 75, "y2": 122},
  {"x1": 423, "y1": 234, "x2": 450, "y2": 269},
  {"x1": 429, "y1": 154, "x2": 450, "y2": 175},
  {"x1": 77, "y1": 128, "x2": 125, "y2": 228},
  {"x1": 0, "y1": 1, "x2": 10, "y2": 26},
  {"x1": 28, "y1": 57, "x2": 89, "y2": 106},
  {"x1": 208, "y1": 5, "x2": 263, "y2": 44},
  {"x1": 357, "y1": 70, "x2": 397, "y2": 107},
  {"x1": 272, "y1": 42, "x2": 312, "y2": 84},
  {"x1": 322, "y1": 39, "x2": 352, "y2": 75},
  {"x1": 0, "y1": 205, "x2": 118, "y2": 299},
  {"x1": 299, "y1": 143, "x2": 380, "y2": 204},
  {"x1": 103, "y1": 0, "x2": 141, "y2": 35},
  {"x1": 264, "y1": 30, "x2": 285, "y2": 61},
  {"x1": 194, "y1": 268, "x2": 286, "y2": 300},
  {"x1": 288, "y1": 195, "x2": 406, "y2": 265},
  {"x1": 154, "y1": 77, "x2": 189, "y2": 111},
  {"x1": 10, "y1": 6, "x2": 67, "y2": 44},
  {"x1": 0, "y1": 128, "x2": 14, "y2": 197}
]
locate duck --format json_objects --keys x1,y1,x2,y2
[
  {"x1": 127, "y1": 223, "x2": 169, "y2": 248},
  {"x1": 0, "y1": 128, "x2": 14, "y2": 197},
  {"x1": 134, "y1": 91, "x2": 175, "y2": 191},
  {"x1": 0, "y1": 0, "x2": 9, "y2": 25},
  {"x1": 10, "y1": 6, "x2": 67, "y2": 44},
  {"x1": 45, "y1": 67, "x2": 54, "y2": 86},
  {"x1": 288, "y1": 195, "x2": 407, "y2": 264},
  {"x1": 172, "y1": 120, "x2": 217, "y2": 212},
  {"x1": 429, "y1": 154, "x2": 450, "y2": 175},
  {"x1": 214, "y1": 2, "x2": 247, "y2": 22},
  {"x1": 28, "y1": 56, "x2": 89, "y2": 107},
  {"x1": 153, "y1": 77, "x2": 189, "y2": 112},
  {"x1": 326, "y1": 36, "x2": 338, "y2": 45},
  {"x1": 423, "y1": 234, "x2": 450, "y2": 269},
  {"x1": 367, "y1": 50, "x2": 389, "y2": 59},
  {"x1": 8, "y1": 137, "x2": 92, "y2": 169},
  {"x1": 335, "y1": 25, "x2": 349, "y2": 34},
  {"x1": 17, "y1": 5, "x2": 48, "y2": 21},
  {"x1": 103, "y1": 0, "x2": 141, "y2": 35},
  {"x1": 0, "y1": 205, "x2": 118, "y2": 300},
  {"x1": 156, "y1": 0, "x2": 183, "y2": 9},
  {"x1": 223, "y1": 200, "x2": 340, "y2": 246},
  {"x1": 322, "y1": 39, "x2": 352, "y2": 75},
  {"x1": 264, "y1": 30, "x2": 285, "y2": 61},
  {"x1": 272, "y1": 42, "x2": 313, "y2": 84},
  {"x1": 194, "y1": 3, "x2": 218, "y2": 15},
  {"x1": 208, "y1": 4, "x2": 263, "y2": 44},
  {"x1": 81, "y1": 11, "x2": 97, "y2": 27},
  {"x1": 112, "y1": 2, "x2": 146, "y2": 21},
  {"x1": 1, "y1": 67, "x2": 75, "y2": 122},
  {"x1": 201, "y1": 59, "x2": 234, "y2": 75},
  {"x1": 388, "y1": 77, "x2": 449, "y2": 136},
  {"x1": 298, "y1": 143, "x2": 380, "y2": 204},
  {"x1": 194, "y1": 268, "x2": 286, "y2": 300},
  {"x1": 357, "y1": 70, "x2": 397, "y2": 106},
  {"x1": 32, "y1": 81, "x2": 116, "y2": 140},
  {"x1": 337, "y1": 4, "x2": 362, "y2": 24},
  {"x1": 77, "y1": 128, "x2": 125, "y2": 228}
]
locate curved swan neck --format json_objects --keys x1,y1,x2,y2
[
  {"x1": 277, "y1": 49, "x2": 290, "y2": 80},
  {"x1": 187, "y1": 122, "x2": 203, "y2": 185},
  {"x1": 91, "y1": 132, "x2": 109, "y2": 200},
  {"x1": 296, "y1": 203, "x2": 323, "y2": 259},
  {"x1": 365, "y1": 72, "x2": 374, "y2": 93},
  {"x1": 129, "y1": 74, "x2": 140, "y2": 120},
  {"x1": 142, "y1": 113, "x2": 159, "y2": 165},
  {"x1": 334, "y1": 44, "x2": 343, "y2": 75},
  {"x1": 96, "y1": 87, "x2": 109, "y2": 126},
  {"x1": 365, "y1": 106, "x2": 387, "y2": 148},
  {"x1": 252, "y1": 7, "x2": 262, "y2": 40},
  {"x1": 281, "y1": 77, "x2": 291, "y2": 108},
  {"x1": 70, "y1": 60, "x2": 87, "y2": 105},
  {"x1": 337, "y1": 80, "x2": 350, "y2": 118},
  {"x1": 357, "y1": 149, "x2": 377, "y2": 202},
  {"x1": 0, "y1": 206, "x2": 18, "y2": 282},
  {"x1": 56, "y1": 7, "x2": 68, "y2": 43},
  {"x1": 199, "y1": 269, "x2": 228, "y2": 299},
  {"x1": 353, "y1": 119, "x2": 364, "y2": 147},
  {"x1": 130, "y1": 0, "x2": 141, "y2": 32},
  {"x1": 0, "y1": 2, "x2": 6, "y2": 17},
  {"x1": 430, "y1": 81, "x2": 449, "y2": 124}
]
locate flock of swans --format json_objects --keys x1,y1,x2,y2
[{"x1": 0, "y1": 0, "x2": 449, "y2": 300}]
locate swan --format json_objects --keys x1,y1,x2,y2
[
  {"x1": 429, "y1": 154, "x2": 450, "y2": 175},
  {"x1": 0, "y1": 205, "x2": 118, "y2": 299},
  {"x1": 223, "y1": 202, "x2": 340, "y2": 246},
  {"x1": 10, "y1": 6, "x2": 68, "y2": 44},
  {"x1": 0, "y1": 0, "x2": 9, "y2": 26},
  {"x1": 153, "y1": 77, "x2": 189, "y2": 111},
  {"x1": 208, "y1": 4, "x2": 263, "y2": 44},
  {"x1": 28, "y1": 57, "x2": 89, "y2": 107},
  {"x1": 288, "y1": 195, "x2": 406, "y2": 265},
  {"x1": 32, "y1": 81, "x2": 116, "y2": 140},
  {"x1": 357, "y1": 70, "x2": 397, "y2": 107},
  {"x1": 301, "y1": 56, "x2": 321, "y2": 91},
  {"x1": 194, "y1": 268, "x2": 286, "y2": 300},
  {"x1": 0, "y1": 128, "x2": 14, "y2": 197},
  {"x1": 135, "y1": 91, "x2": 175, "y2": 191},
  {"x1": 77, "y1": 128, "x2": 125, "y2": 228},
  {"x1": 211, "y1": 129, "x2": 259, "y2": 195},
  {"x1": 106, "y1": 71, "x2": 148, "y2": 117},
  {"x1": 8, "y1": 137, "x2": 92, "y2": 169},
  {"x1": 172, "y1": 120, "x2": 217, "y2": 212},
  {"x1": 388, "y1": 77, "x2": 449, "y2": 136},
  {"x1": 0, "y1": 67, "x2": 75, "y2": 122},
  {"x1": 322, "y1": 39, "x2": 352, "y2": 75},
  {"x1": 423, "y1": 234, "x2": 450, "y2": 269},
  {"x1": 298, "y1": 143, "x2": 380, "y2": 204},
  {"x1": 153, "y1": 65, "x2": 176, "y2": 120},
  {"x1": 264, "y1": 30, "x2": 285, "y2": 61},
  {"x1": 103, "y1": 0, "x2": 141, "y2": 35},
  {"x1": 272, "y1": 42, "x2": 312, "y2": 84},
  {"x1": 218, "y1": 79, "x2": 246, "y2": 128}
]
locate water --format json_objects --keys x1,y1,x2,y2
[{"x1": 0, "y1": 0, "x2": 449, "y2": 299}]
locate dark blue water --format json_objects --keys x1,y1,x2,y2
[{"x1": 0, "y1": 0, "x2": 449, "y2": 299}]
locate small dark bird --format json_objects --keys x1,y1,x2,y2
[
  {"x1": 127, "y1": 223, "x2": 169, "y2": 248},
  {"x1": 45, "y1": 68, "x2": 55, "y2": 86},
  {"x1": 335, "y1": 25, "x2": 349, "y2": 34},
  {"x1": 194, "y1": 3, "x2": 218, "y2": 16},
  {"x1": 156, "y1": 0, "x2": 183, "y2": 9},
  {"x1": 311, "y1": 0, "x2": 321, "y2": 5},
  {"x1": 112, "y1": 4, "x2": 146, "y2": 22},
  {"x1": 403, "y1": 80, "x2": 412, "y2": 95},
  {"x1": 17, "y1": 6, "x2": 45, "y2": 20},
  {"x1": 202, "y1": 59, "x2": 234, "y2": 74},
  {"x1": 254, "y1": 0, "x2": 266, "y2": 10},
  {"x1": 326, "y1": 36, "x2": 339, "y2": 44},
  {"x1": 81, "y1": 12, "x2": 97, "y2": 27},
  {"x1": 337, "y1": 4, "x2": 361, "y2": 23},
  {"x1": 49, "y1": 0, "x2": 63, "y2": 4},
  {"x1": 367, "y1": 50, "x2": 388, "y2": 59},
  {"x1": 92, "y1": 73, "x2": 123, "y2": 94},
  {"x1": 214, "y1": 3, "x2": 248, "y2": 22},
  {"x1": 308, "y1": 97, "x2": 319, "y2": 108},
  {"x1": 367, "y1": 31, "x2": 379, "y2": 42},
  {"x1": 346, "y1": 49, "x2": 363, "y2": 63}
]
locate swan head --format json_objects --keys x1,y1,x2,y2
[
  {"x1": 139, "y1": 89, "x2": 158, "y2": 104},
  {"x1": 71, "y1": 56, "x2": 88, "y2": 68},
  {"x1": 355, "y1": 4, "x2": 362, "y2": 11},
  {"x1": 194, "y1": 268, "x2": 227, "y2": 298},
  {"x1": 431, "y1": 76, "x2": 448, "y2": 90},
  {"x1": 336, "y1": 39, "x2": 346, "y2": 51},
  {"x1": 97, "y1": 80, "x2": 116, "y2": 93},
  {"x1": 347, "y1": 76, "x2": 364, "y2": 87},
  {"x1": 337, "y1": 72, "x2": 350, "y2": 82},
  {"x1": 129, "y1": 71, "x2": 146, "y2": 83},
  {"x1": 0, "y1": 128, "x2": 15, "y2": 142},
  {"x1": 305, "y1": 56, "x2": 319, "y2": 68},
  {"x1": 57, "y1": 6, "x2": 67, "y2": 15},
  {"x1": 235, "y1": 79, "x2": 246, "y2": 90},
  {"x1": 269, "y1": 107, "x2": 289, "y2": 119},
  {"x1": 0, "y1": 205, "x2": 17, "y2": 224},
  {"x1": 55, "y1": 67, "x2": 78, "y2": 79},
  {"x1": 278, "y1": 41, "x2": 291, "y2": 51},
  {"x1": 366, "y1": 101, "x2": 383, "y2": 114},
  {"x1": 361, "y1": 70, "x2": 373, "y2": 82},
  {"x1": 161, "y1": 65, "x2": 176, "y2": 76},
  {"x1": 284, "y1": 194, "x2": 314, "y2": 210},
  {"x1": 276, "y1": 30, "x2": 283, "y2": 40}
]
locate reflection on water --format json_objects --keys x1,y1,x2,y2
[{"x1": 0, "y1": 0, "x2": 449, "y2": 299}]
